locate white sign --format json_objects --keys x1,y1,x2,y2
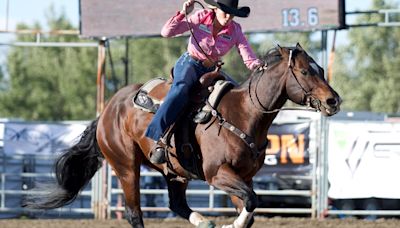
[
  {"x1": 3, "y1": 122, "x2": 88, "y2": 155},
  {"x1": 0, "y1": 122, "x2": 4, "y2": 147},
  {"x1": 328, "y1": 121, "x2": 400, "y2": 199}
]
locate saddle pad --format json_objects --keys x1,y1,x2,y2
[{"x1": 132, "y1": 78, "x2": 166, "y2": 113}]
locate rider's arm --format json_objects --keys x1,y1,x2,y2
[
  {"x1": 234, "y1": 24, "x2": 263, "y2": 70},
  {"x1": 161, "y1": 10, "x2": 204, "y2": 37}
]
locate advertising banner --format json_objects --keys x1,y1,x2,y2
[
  {"x1": 265, "y1": 122, "x2": 311, "y2": 167},
  {"x1": 0, "y1": 122, "x2": 4, "y2": 148},
  {"x1": 254, "y1": 121, "x2": 314, "y2": 190},
  {"x1": 3, "y1": 122, "x2": 88, "y2": 155},
  {"x1": 328, "y1": 121, "x2": 400, "y2": 199}
]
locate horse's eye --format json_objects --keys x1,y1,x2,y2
[{"x1": 301, "y1": 69, "x2": 308, "y2": 75}]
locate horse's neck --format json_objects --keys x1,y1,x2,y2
[
  {"x1": 221, "y1": 71, "x2": 287, "y2": 144},
  {"x1": 232, "y1": 68, "x2": 288, "y2": 139},
  {"x1": 251, "y1": 67, "x2": 288, "y2": 112}
]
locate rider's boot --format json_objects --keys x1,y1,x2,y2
[{"x1": 149, "y1": 141, "x2": 167, "y2": 164}]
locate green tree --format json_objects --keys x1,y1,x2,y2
[
  {"x1": 107, "y1": 34, "x2": 259, "y2": 86},
  {"x1": 219, "y1": 36, "x2": 259, "y2": 82},
  {"x1": 0, "y1": 6, "x2": 98, "y2": 120},
  {"x1": 257, "y1": 32, "x2": 321, "y2": 58},
  {"x1": 0, "y1": 5, "x2": 326, "y2": 121},
  {"x1": 332, "y1": 0, "x2": 400, "y2": 114},
  {"x1": 0, "y1": 66, "x2": 6, "y2": 91},
  {"x1": 129, "y1": 37, "x2": 187, "y2": 83}
]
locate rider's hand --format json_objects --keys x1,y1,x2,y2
[{"x1": 180, "y1": 0, "x2": 195, "y2": 14}]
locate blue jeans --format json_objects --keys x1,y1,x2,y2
[{"x1": 145, "y1": 52, "x2": 215, "y2": 141}]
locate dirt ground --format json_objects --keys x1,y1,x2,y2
[{"x1": 1, "y1": 217, "x2": 400, "y2": 228}]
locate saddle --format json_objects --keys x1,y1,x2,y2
[{"x1": 133, "y1": 70, "x2": 235, "y2": 180}]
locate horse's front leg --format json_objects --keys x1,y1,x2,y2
[
  {"x1": 210, "y1": 164, "x2": 257, "y2": 228},
  {"x1": 230, "y1": 193, "x2": 255, "y2": 227},
  {"x1": 166, "y1": 176, "x2": 216, "y2": 228}
]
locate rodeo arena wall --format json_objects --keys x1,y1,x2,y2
[{"x1": 1, "y1": 111, "x2": 400, "y2": 219}]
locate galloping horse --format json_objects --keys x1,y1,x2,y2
[{"x1": 25, "y1": 44, "x2": 341, "y2": 228}]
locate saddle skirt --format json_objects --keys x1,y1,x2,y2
[{"x1": 132, "y1": 71, "x2": 235, "y2": 179}]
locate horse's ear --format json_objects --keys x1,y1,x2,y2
[
  {"x1": 296, "y1": 43, "x2": 304, "y2": 51},
  {"x1": 277, "y1": 44, "x2": 285, "y2": 55}
]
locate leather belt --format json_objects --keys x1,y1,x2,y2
[{"x1": 190, "y1": 54, "x2": 216, "y2": 68}]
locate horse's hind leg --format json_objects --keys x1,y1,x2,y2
[
  {"x1": 106, "y1": 146, "x2": 144, "y2": 228},
  {"x1": 166, "y1": 177, "x2": 215, "y2": 227},
  {"x1": 120, "y1": 170, "x2": 144, "y2": 228}
]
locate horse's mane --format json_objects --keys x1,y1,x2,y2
[
  {"x1": 241, "y1": 46, "x2": 299, "y2": 87},
  {"x1": 261, "y1": 46, "x2": 299, "y2": 68},
  {"x1": 261, "y1": 47, "x2": 282, "y2": 67}
]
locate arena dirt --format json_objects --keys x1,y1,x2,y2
[{"x1": 1, "y1": 217, "x2": 400, "y2": 228}]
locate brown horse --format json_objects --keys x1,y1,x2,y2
[{"x1": 24, "y1": 44, "x2": 341, "y2": 228}]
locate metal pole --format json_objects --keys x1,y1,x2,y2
[
  {"x1": 317, "y1": 30, "x2": 329, "y2": 219},
  {"x1": 310, "y1": 119, "x2": 318, "y2": 219},
  {"x1": 124, "y1": 38, "x2": 129, "y2": 86},
  {"x1": 94, "y1": 38, "x2": 107, "y2": 219},
  {"x1": 5, "y1": 0, "x2": 9, "y2": 31},
  {"x1": 96, "y1": 38, "x2": 107, "y2": 116}
]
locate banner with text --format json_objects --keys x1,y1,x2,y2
[
  {"x1": 3, "y1": 122, "x2": 88, "y2": 155},
  {"x1": 265, "y1": 122, "x2": 311, "y2": 167},
  {"x1": 328, "y1": 121, "x2": 400, "y2": 199}
]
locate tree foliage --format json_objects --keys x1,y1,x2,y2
[
  {"x1": 0, "y1": 6, "x2": 98, "y2": 120},
  {"x1": 2, "y1": 1, "x2": 399, "y2": 121},
  {"x1": 332, "y1": 0, "x2": 400, "y2": 114},
  {"x1": 0, "y1": 7, "x2": 320, "y2": 121}
]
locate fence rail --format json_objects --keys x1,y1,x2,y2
[{"x1": 2, "y1": 117, "x2": 400, "y2": 220}]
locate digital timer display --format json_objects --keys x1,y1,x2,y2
[
  {"x1": 236, "y1": 0, "x2": 345, "y2": 33},
  {"x1": 80, "y1": 0, "x2": 346, "y2": 38}
]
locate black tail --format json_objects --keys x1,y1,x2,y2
[{"x1": 24, "y1": 119, "x2": 104, "y2": 209}]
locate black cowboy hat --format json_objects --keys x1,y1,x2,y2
[{"x1": 204, "y1": 0, "x2": 250, "y2": 18}]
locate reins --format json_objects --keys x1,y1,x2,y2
[{"x1": 202, "y1": 48, "x2": 323, "y2": 160}]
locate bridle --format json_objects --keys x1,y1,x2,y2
[
  {"x1": 206, "y1": 48, "x2": 320, "y2": 158},
  {"x1": 286, "y1": 50, "x2": 324, "y2": 111},
  {"x1": 249, "y1": 49, "x2": 323, "y2": 114}
]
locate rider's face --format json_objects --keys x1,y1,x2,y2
[{"x1": 215, "y1": 8, "x2": 234, "y2": 27}]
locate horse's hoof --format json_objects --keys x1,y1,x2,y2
[{"x1": 197, "y1": 220, "x2": 216, "y2": 228}]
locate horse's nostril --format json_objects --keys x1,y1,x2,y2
[{"x1": 326, "y1": 98, "x2": 338, "y2": 107}]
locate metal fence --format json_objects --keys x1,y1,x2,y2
[
  {"x1": 0, "y1": 152, "x2": 93, "y2": 218},
  {"x1": 2, "y1": 115, "x2": 400, "y2": 220},
  {"x1": 0, "y1": 115, "x2": 318, "y2": 219}
]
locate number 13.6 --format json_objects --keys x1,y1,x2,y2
[{"x1": 282, "y1": 8, "x2": 319, "y2": 27}]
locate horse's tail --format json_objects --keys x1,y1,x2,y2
[{"x1": 23, "y1": 119, "x2": 104, "y2": 209}]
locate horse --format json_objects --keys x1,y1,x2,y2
[{"x1": 24, "y1": 44, "x2": 341, "y2": 228}]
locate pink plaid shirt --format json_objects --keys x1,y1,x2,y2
[{"x1": 161, "y1": 9, "x2": 262, "y2": 70}]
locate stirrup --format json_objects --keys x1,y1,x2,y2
[{"x1": 150, "y1": 145, "x2": 167, "y2": 164}]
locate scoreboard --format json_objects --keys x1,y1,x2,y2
[
  {"x1": 237, "y1": 0, "x2": 346, "y2": 33},
  {"x1": 80, "y1": 0, "x2": 346, "y2": 38}
]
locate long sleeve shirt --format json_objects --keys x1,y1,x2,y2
[{"x1": 161, "y1": 9, "x2": 263, "y2": 70}]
